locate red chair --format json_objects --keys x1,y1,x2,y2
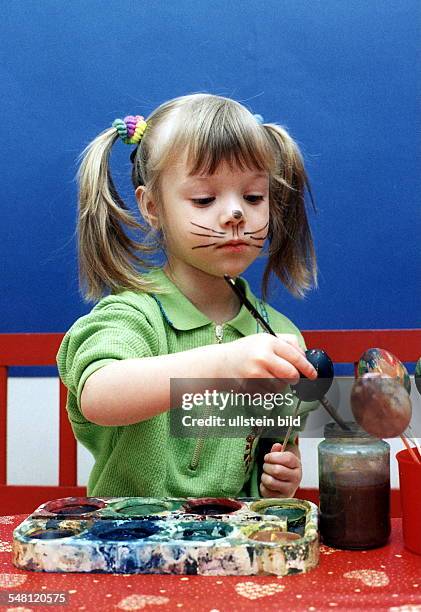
[
  {"x1": 1, "y1": 330, "x2": 420, "y2": 515},
  {"x1": 0, "y1": 333, "x2": 86, "y2": 514}
]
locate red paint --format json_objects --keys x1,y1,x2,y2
[
  {"x1": 40, "y1": 497, "x2": 106, "y2": 517},
  {"x1": 183, "y1": 498, "x2": 243, "y2": 515}
]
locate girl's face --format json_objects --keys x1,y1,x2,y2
[{"x1": 143, "y1": 155, "x2": 270, "y2": 280}]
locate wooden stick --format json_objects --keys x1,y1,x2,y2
[
  {"x1": 320, "y1": 397, "x2": 350, "y2": 431},
  {"x1": 400, "y1": 434, "x2": 421, "y2": 464},
  {"x1": 281, "y1": 399, "x2": 302, "y2": 452},
  {"x1": 406, "y1": 425, "x2": 421, "y2": 460}
]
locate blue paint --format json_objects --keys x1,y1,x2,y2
[{"x1": 90, "y1": 520, "x2": 160, "y2": 542}]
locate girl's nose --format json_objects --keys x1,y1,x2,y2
[{"x1": 220, "y1": 206, "x2": 245, "y2": 227}]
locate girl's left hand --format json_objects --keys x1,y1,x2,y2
[{"x1": 260, "y1": 442, "x2": 302, "y2": 498}]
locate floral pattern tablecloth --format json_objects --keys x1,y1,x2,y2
[{"x1": 0, "y1": 516, "x2": 420, "y2": 611}]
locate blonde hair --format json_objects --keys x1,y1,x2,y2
[{"x1": 77, "y1": 93, "x2": 317, "y2": 301}]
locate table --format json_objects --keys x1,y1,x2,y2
[{"x1": 0, "y1": 516, "x2": 420, "y2": 611}]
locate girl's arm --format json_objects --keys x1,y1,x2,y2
[
  {"x1": 81, "y1": 343, "x2": 224, "y2": 425},
  {"x1": 81, "y1": 334, "x2": 317, "y2": 427}
]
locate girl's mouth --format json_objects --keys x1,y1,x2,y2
[{"x1": 217, "y1": 241, "x2": 249, "y2": 252}]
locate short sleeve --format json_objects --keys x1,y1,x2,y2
[{"x1": 57, "y1": 299, "x2": 160, "y2": 423}]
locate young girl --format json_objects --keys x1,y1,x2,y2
[{"x1": 57, "y1": 93, "x2": 318, "y2": 500}]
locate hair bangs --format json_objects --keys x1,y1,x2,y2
[
  {"x1": 187, "y1": 101, "x2": 274, "y2": 176},
  {"x1": 153, "y1": 97, "x2": 275, "y2": 179}
]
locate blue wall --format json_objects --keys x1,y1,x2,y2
[{"x1": 1, "y1": 0, "x2": 420, "y2": 332}]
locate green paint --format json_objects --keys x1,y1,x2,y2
[
  {"x1": 263, "y1": 506, "x2": 305, "y2": 521},
  {"x1": 118, "y1": 503, "x2": 167, "y2": 516},
  {"x1": 110, "y1": 497, "x2": 173, "y2": 517}
]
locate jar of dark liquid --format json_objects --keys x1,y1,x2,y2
[{"x1": 318, "y1": 422, "x2": 390, "y2": 549}]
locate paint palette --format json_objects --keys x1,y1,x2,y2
[{"x1": 13, "y1": 496, "x2": 319, "y2": 576}]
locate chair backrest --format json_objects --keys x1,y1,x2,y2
[
  {"x1": 0, "y1": 333, "x2": 86, "y2": 514},
  {"x1": 302, "y1": 329, "x2": 421, "y2": 364},
  {"x1": 0, "y1": 330, "x2": 420, "y2": 515}
]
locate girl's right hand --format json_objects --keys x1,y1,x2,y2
[{"x1": 219, "y1": 333, "x2": 317, "y2": 385}]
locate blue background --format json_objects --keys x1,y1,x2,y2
[{"x1": 1, "y1": 0, "x2": 420, "y2": 333}]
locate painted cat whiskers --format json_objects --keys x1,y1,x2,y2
[
  {"x1": 190, "y1": 222, "x2": 226, "y2": 250},
  {"x1": 189, "y1": 221, "x2": 268, "y2": 250},
  {"x1": 245, "y1": 221, "x2": 269, "y2": 246}
]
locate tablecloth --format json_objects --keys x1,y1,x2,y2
[{"x1": 0, "y1": 516, "x2": 420, "y2": 611}]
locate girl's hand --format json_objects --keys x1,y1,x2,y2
[
  {"x1": 260, "y1": 442, "x2": 302, "y2": 498},
  {"x1": 220, "y1": 333, "x2": 317, "y2": 385}
]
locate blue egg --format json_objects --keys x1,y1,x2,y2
[{"x1": 292, "y1": 349, "x2": 334, "y2": 401}]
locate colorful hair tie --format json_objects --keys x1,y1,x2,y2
[
  {"x1": 112, "y1": 115, "x2": 147, "y2": 144},
  {"x1": 253, "y1": 114, "x2": 264, "y2": 125}
]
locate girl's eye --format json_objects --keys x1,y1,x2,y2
[
  {"x1": 191, "y1": 197, "x2": 215, "y2": 206},
  {"x1": 244, "y1": 195, "x2": 264, "y2": 203},
  {"x1": 191, "y1": 195, "x2": 264, "y2": 205}
]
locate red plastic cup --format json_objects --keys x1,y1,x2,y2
[{"x1": 396, "y1": 448, "x2": 421, "y2": 555}]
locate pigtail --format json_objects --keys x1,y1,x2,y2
[
  {"x1": 262, "y1": 124, "x2": 318, "y2": 299},
  {"x1": 77, "y1": 128, "x2": 156, "y2": 301}
]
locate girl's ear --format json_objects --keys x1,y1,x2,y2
[{"x1": 135, "y1": 186, "x2": 160, "y2": 229}]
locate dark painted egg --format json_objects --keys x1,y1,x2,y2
[
  {"x1": 292, "y1": 349, "x2": 334, "y2": 401},
  {"x1": 350, "y1": 373, "x2": 412, "y2": 438},
  {"x1": 357, "y1": 348, "x2": 411, "y2": 393},
  {"x1": 415, "y1": 358, "x2": 421, "y2": 395}
]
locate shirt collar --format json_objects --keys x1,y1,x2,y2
[{"x1": 147, "y1": 268, "x2": 263, "y2": 336}]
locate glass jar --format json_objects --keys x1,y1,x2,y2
[{"x1": 318, "y1": 422, "x2": 390, "y2": 549}]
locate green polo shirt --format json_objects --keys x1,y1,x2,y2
[{"x1": 57, "y1": 268, "x2": 316, "y2": 498}]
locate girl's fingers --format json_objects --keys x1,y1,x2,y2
[
  {"x1": 272, "y1": 339, "x2": 317, "y2": 380},
  {"x1": 276, "y1": 334, "x2": 305, "y2": 355},
  {"x1": 263, "y1": 451, "x2": 301, "y2": 468},
  {"x1": 259, "y1": 483, "x2": 285, "y2": 498},
  {"x1": 260, "y1": 473, "x2": 295, "y2": 494},
  {"x1": 267, "y1": 356, "x2": 300, "y2": 385},
  {"x1": 263, "y1": 462, "x2": 301, "y2": 481},
  {"x1": 263, "y1": 464, "x2": 291, "y2": 480}
]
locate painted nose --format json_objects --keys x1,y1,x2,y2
[{"x1": 221, "y1": 207, "x2": 245, "y2": 226}]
